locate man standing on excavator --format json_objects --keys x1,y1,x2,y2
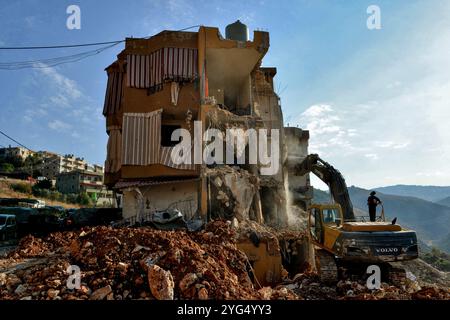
[{"x1": 367, "y1": 191, "x2": 382, "y2": 222}]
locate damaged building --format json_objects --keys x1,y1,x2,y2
[{"x1": 102, "y1": 21, "x2": 312, "y2": 284}]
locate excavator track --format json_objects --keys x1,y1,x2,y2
[
  {"x1": 386, "y1": 264, "x2": 407, "y2": 286},
  {"x1": 315, "y1": 249, "x2": 338, "y2": 283}
]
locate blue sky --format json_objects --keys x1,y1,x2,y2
[{"x1": 0, "y1": 0, "x2": 449, "y2": 188}]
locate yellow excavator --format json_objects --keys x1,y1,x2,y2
[{"x1": 295, "y1": 154, "x2": 419, "y2": 283}]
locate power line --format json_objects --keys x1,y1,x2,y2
[
  {"x1": 0, "y1": 25, "x2": 201, "y2": 51},
  {"x1": 0, "y1": 129, "x2": 32, "y2": 151},
  {"x1": 0, "y1": 42, "x2": 121, "y2": 70},
  {"x1": 176, "y1": 25, "x2": 202, "y2": 32},
  {"x1": 0, "y1": 40, "x2": 124, "y2": 50},
  {"x1": 0, "y1": 26, "x2": 203, "y2": 69}
]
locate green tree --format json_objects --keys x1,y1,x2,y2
[
  {"x1": 422, "y1": 246, "x2": 450, "y2": 272},
  {"x1": 67, "y1": 194, "x2": 78, "y2": 204},
  {"x1": 77, "y1": 192, "x2": 92, "y2": 206},
  {"x1": 10, "y1": 182, "x2": 32, "y2": 194},
  {"x1": 0, "y1": 163, "x2": 14, "y2": 173},
  {"x1": 4, "y1": 156, "x2": 23, "y2": 168}
]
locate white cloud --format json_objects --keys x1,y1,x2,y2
[
  {"x1": 294, "y1": 104, "x2": 362, "y2": 157},
  {"x1": 35, "y1": 65, "x2": 82, "y2": 101},
  {"x1": 364, "y1": 153, "x2": 379, "y2": 161},
  {"x1": 71, "y1": 131, "x2": 81, "y2": 139},
  {"x1": 23, "y1": 108, "x2": 48, "y2": 123},
  {"x1": 48, "y1": 119, "x2": 72, "y2": 132},
  {"x1": 416, "y1": 171, "x2": 445, "y2": 178},
  {"x1": 23, "y1": 115, "x2": 32, "y2": 123},
  {"x1": 49, "y1": 94, "x2": 71, "y2": 108}
]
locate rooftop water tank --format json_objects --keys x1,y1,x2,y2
[{"x1": 225, "y1": 20, "x2": 249, "y2": 42}]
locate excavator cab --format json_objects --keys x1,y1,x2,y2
[{"x1": 308, "y1": 204, "x2": 343, "y2": 251}]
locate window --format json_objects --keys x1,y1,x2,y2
[
  {"x1": 161, "y1": 125, "x2": 182, "y2": 147},
  {"x1": 310, "y1": 208, "x2": 323, "y2": 243},
  {"x1": 323, "y1": 209, "x2": 341, "y2": 226}
]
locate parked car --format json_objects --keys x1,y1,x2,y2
[
  {"x1": 0, "y1": 214, "x2": 18, "y2": 241},
  {"x1": 0, "y1": 206, "x2": 62, "y2": 236},
  {"x1": 64, "y1": 208, "x2": 122, "y2": 229},
  {"x1": 26, "y1": 206, "x2": 67, "y2": 235},
  {"x1": 0, "y1": 198, "x2": 45, "y2": 208}
]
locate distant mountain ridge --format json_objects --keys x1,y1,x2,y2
[
  {"x1": 437, "y1": 196, "x2": 450, "y2": 208},
  {"x1": 374, "y1": 185, "x2": 450, "y2": 203}
]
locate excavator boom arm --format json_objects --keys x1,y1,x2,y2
[{"x1": 295, "y1": 154, "x2": 355, "y2": 221}]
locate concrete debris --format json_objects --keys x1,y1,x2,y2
[
  {"x1": 0, "y1": 273, "x2": 6, "y2": 286},
  {"x1": 0, "y1": 220, "x2": 448, "y2": 300},
  {"x1": 90, "y1": 285, "x2": 112, "y2": 300},
  {"x1": 206, "y1": 166, "x2": 259, "y2": 221},
  {"x1": 197, "y1": 287, "x2": 209, "y2": 300},
  {"x1": 276, "y1": 271, "x2": 450, "y2": 300},
  {"x1": 179, "y1": 273, "x2": 198, "y2": 292},
  {"x1": 47, "y1": 289, "x2": 60, "y2": 299},
  {"x1": 14, "y1": 284, "x2": 27, "y2": 295},
  {"x1": 393, "y1": 259, "x2": 450, "y2": 288},
  {"x1": 148, "y1": 265, "x2": 174, "y2": 300},
  {"x1": 0, "y1": 221, "x2": 259, "y2": 300}
]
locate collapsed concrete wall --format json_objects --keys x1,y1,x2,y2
[
  {"x1": 205, "y1": 166, "x2": 261, "y2": 222},
  {"x1": 121, "y1": 180, "x2": 199, "y2": 221},
  {"x1": 260, "y1": 178, "x2": 288, "y2": 228},
  {"x1": 251, "y1": 67, "x2": 290, "y2": 228},
  {"x1": 284, "y1": 127, "x2": 312, "y2": 210}
]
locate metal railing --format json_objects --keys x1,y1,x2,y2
[{"x1": 112, "y1": 198, "x2": 196, "y2": 228}]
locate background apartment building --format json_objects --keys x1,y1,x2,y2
[
  {"x1": 55, "y1": 169, "x2": 113, "y2": 206},
  {"x1": 0, "y1": 146, "x2": 34, "y2": 161},
  {"x1": 41, "y1": 153, "x2": 103, "y2": 180}
]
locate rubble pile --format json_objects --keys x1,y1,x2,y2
[
  {"x1": 1, "y1": 220, "x2": 449, "y2": 300},
  {"x1": 236, "y1": 220, "x2": 280, "y2": 242},
  {"x1": 0, "y1": 221, "x2": 264, "y2": 300},
  {"x1": 236, "y1": 219, "x2": 307, "y2": 243},
  {"x1": 276, "y1": 272, "x2": 450, "y2": 300}
]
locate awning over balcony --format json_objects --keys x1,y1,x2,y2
[
  {"x1": 122, "y1": 110, "x2": 162, "y2": 165},
  {"x1": 126, "y1": 47, "x2": 198, "y2": 92},
  {"x1": 121, "y1": 110, "x2": 196, "y2": 171},
  {"x1": 103, "y1": 70, "x2": 124, "y2": 116},
  {"x1": 160, "y1": 146, "x2": 195, "y2": 170}
]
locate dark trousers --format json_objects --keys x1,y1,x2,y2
[{"x1": 369, "y1": 206, "x2": 377, "y2": 222}]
